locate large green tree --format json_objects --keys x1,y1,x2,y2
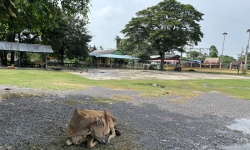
[
  {"x1": 187, "y1": 51, "x2": 201, "y2": 60},
  {"x1": 0, "y1": 0, "x2": 16, "y2": 36},
  {"x1": 64, "y1": 16, "x2": 92, "y2": 61},
  {"x1": 42, "y1": 14, "x2": 91, "y2": 64},
  {"x1": 0, "y1": 0, "x2": 91, "y2": 65},
  {"x1": 0, "y1": 0, "x2": 91, "y2": 38},
  {"x1": 221, "y1": 55, "x2": 235, "y2": 64},
  {"x1": 121, "y1": 0, "x2": 204, "y2": 70},
  {"x1": 209, "y1": 45, "x2": 219, "y2": 58}
]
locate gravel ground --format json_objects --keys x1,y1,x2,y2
[
  {"x1": 0, "y1": 85, "x2": 250, "y2": 150},
  {"x1": 69, "y1": 69, "x2": 250, "y2": 80}
]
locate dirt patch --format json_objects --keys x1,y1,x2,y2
[{"x1": 70, "y1": 69, "x2": 250, "y2": 80}]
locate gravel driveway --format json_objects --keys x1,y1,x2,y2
[{"x1": 1, "y1": 84, "x2": 250, "y2": 150}]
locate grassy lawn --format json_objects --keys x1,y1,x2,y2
[{"x1": 0, "y1": 69, "x2": 250, "y2": 100}]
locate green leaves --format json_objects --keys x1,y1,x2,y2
[
  {"x1": 0, "y1": 0, "x2": 91, "y2": 39},
  {"x1": 209, "y1": 45, "x2": 219, "y2": 57},
  {"x1": 121, "y1": 0, "x2": 204, "y2": 70}
]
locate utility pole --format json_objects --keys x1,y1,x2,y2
[
  {"x1": 221, "y1": 32, "x2": 227, "y2": 64},
  {"x1": 244, "y1": 29, "x2": 250, "y2": 70},
  {"x1": 238, "y1": 48, "x2": 244, "y2": 74}
]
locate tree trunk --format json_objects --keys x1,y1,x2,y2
[
  {"x1": 7, "y1": 32, "x2": 16, "y2": 65},
  {"x1": 60, "y1": 42, "x2": 65, "y2": 66},
  {"x1": 11, "y1": 51, "x2": 15, "y2": 64},
  {"x1": 160, "y1": 52, "x2": 165, "y2": 70},
  {"x1": 20, "y1": 52, "x2": 23, "y2": 67},
  {"x1": 1, "y1": 51, "x2": 8, "y2": 66}
]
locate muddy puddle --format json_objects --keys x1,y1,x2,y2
[
  {"x1": 221, "y1": 143, "x2": 250, "y2": 150},
  {"x1": 221, "y1": 118, "x2": 250, "y2": 150},
  {"x1": 227, "y1": 118, "x2": 250, "y2": 134}
]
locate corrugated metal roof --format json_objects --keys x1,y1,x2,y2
[
  {"x1": 204, "y1": 58, "x2": 220, "y2": 64},
  {"x1": 150, "y1": 54, "x2": 180, "y2": 59},
  {"x1": 90, "y1": 54, "x2": 140, "y2": 60},
  {"x1": 89, "y1": 49, "x2": 119, "y2": 55},
  {"x1": 0, "y1": 41, "x2": 53, "y2": 53}
]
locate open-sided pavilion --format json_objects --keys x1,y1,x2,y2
[
  {"x1": 0, "y1": 41, "x2": 53, "y2": 68},
  {"x1": 89, "y1": 49, "x2": 140, "y2": 68}
]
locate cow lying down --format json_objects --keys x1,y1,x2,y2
[{"x1": 65, "y1": 109, "x2": 121, "y2": 148}]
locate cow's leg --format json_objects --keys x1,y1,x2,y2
[
  {"x1": 107, "y1": 119, "x2": 116, "y2": 143},
  {"x1": 65, "y1": 138, "x2": 73, "y2": 146},
  {"x1": 66, "y1": 136, "x2": 88, "y2": 146},
  {"x1": 72, "y1": 136, "x2": 87, "y2": 145},
  {"x1": 87, "y1": 136, "x2": 98, "y2": 148}
]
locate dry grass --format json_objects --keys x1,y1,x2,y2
[
  {"x1": 0, "y1": 92, "x2": 45, "y2": 100},
  {"x1": 113, "y1": 94, "x2": 132, "y2": 100},
  {"x1": 57, "y1": 99, "x2": 86, "y2": 105},
  {"x1": 92, "y1": 98, "x2": 118, "y2": 105}
]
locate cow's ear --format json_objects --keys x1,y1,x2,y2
[{"x1": 96, "y1": 117, "x2": 101, "y2": 125}]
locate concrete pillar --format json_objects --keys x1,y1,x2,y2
[
  {"x1": 45, "y1": 53, "x2": 47, "y2": 69},
  {"x1": 110, "y1": 58, "x2": 112, "y2": 68}
]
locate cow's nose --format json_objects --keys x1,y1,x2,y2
[
  {"x1": 101, "y1": 139, "x2": 107, "y2": 144},
  {"x1": 99, "y1": 138, "x2": 108, "y2": 144}
]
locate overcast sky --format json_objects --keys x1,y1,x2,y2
[{"x1": 87, "y1": 0, "x2": 250, "y2": 59}]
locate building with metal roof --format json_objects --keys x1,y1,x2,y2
[
  {"x1": 0, "y1": 41, "x2": 53, "y2": 53},
  {"x1": 0, "y1": 41, "x2": 53, "y2": 68},
  {"x1": 89, "y1": 49, "x2": 140, "y2": 68}
]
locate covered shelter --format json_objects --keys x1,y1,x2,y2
[
  {"x1": 89, "y1": 49, "x2": 140, "y2": 68},
  {"x1": 201, "y1": 58, "x2": 221, "y2": 68},
  {"x1": 143, "y1": 54, "x2": 180, "y2": 70},
  {"x1": 0, "y1": 41, "x2": 53, "y2": 68},
  {"x1": 144, "y1": 54, "x2": 180, "y2": 63}
]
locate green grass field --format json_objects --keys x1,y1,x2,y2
[{"x1": 0, "y1": 69, "x2": 250, "y2": 100}]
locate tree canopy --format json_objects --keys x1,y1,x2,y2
[
  {"x1": 209, "y1": 45, "x2": 219, "y2": 58},
  {"x1": 0, "y1": 0, "x2": 91, "y2": 38},
  {"x1": 121, "y1": 0, "x2": 204, "y2": 70},
  {"x1": 0, "y1": 0, "x2": 92, "y2": 65}
]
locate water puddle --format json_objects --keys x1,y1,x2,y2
[
  {"x1": 227, "y1": 118, "x2": 250, "y2": 134},
  {"x1": 221, "y1": 143, "x2": 250, "y2": 150},
  {"x1": 220, "y1": 119, "x2": 250, "y2": 149},
  {"x1": 151, "y1": 84, "x2": 166, "y2": 88}
]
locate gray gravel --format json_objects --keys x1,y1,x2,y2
[{"x1": 0, "y1": 85, "x2": 250, "y2": 150}]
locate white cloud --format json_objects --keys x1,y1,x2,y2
[
  {"x1": 92, "y1": 5, "x2": 124, "y2": 20},
  {"x1": 88, "y1": 0, "x2": 250, "y2": 58}
]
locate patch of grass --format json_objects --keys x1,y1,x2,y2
[
  {"x1": 92, "y1": 98, "x2": 118, "y2": 105},
  {"x1": 1, "y1": 69, "x2": 250, "y2": 100},
  {"x1": 113, "y1": 94, "x2": 132, "y2": 100},
  {"x1": 0, "y1": 92, "x2": 45, "y2": 100},
  {"x1": 58, "y1": 99, "x2": 85, "y2": 105}
]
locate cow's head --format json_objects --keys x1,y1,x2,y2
[
  {"x1": 66, "y1": 109, "x2": 102, "y2": 136},
  {"x1": 66, "y1": 109, "x2": 108, "y2": 144},
  {"x1": 89, "y1": 117, "x2": 108, "y2": 144},
  {"x1": 66, "y1": 116, "x2": 107, "y2": 145}
]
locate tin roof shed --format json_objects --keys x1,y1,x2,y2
[{"x1": 0, "y1": 41, "x2": 53, "y2": 53}]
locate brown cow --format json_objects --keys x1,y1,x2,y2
[
  {"x1": 7, "y1": 64, "x2": 15, "y2": 69},
  {"x1": 35, "y1": 61, "x2": 45, "y2": 68},
  {"x1": 66, "y1": 109, "x2": 120, "y2": 148}
]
